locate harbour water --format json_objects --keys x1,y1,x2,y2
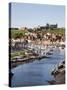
[{"x1": 11, "y1": 47, "x2": 65, "y2": 87}]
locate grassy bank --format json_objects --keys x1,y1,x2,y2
[
  {"x1": 10, "y1": 28, "x2": 65, "y2": 39},
  {"x1": 47, "y1": 28, "x2": 65, "y2": 35},
  {"x1": 11, "y1": 29, "x2": 28, "y2": 39}
]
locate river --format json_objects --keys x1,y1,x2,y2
[{"x1": 11, "y1": 47, "x2": 65, "y2": 87}]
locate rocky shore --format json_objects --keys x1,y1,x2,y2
[
  {"x1": 11, "y1": 54, "x2": 51, "y2": 68},
  {"x1": 48, "y1": 60, "x2": 65, "y2": 85}
]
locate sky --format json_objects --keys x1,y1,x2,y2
[{"x1": 10, "y1": 3, "x2": 65, "y2": 28}]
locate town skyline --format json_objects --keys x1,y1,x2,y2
[{"x1": 11, "y1": 23, "x2": 64, "y2": 29}]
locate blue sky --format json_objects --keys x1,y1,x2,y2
[{"x1": 11, "y1": 3, "x2": 65, "y2": 28}]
